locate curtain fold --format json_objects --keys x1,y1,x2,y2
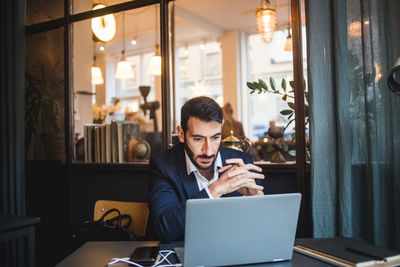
[
  {"x1": 308, "y1": 0, "x2": 400, "y2": 250},
  {"x1": 0, "y1": 0, "x2": 26, "y2": 215}
]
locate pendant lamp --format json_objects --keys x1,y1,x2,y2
[
  {"x1": 149, "y1": 6, "x2": 161, "y2": 76},
  {"x1": 91, "y1": 56, "x2": 104, "y2": 85},
  {"x1": 256, "y1": 0, "x2": 277, "y2": 43},
  {"x1": 91, "y1": 42, "x2": 104, "y2": 85},
  {"x1": 115, "y1": 12, "x2": 134, "y2": 79},
  {"x1": 284, "y1": 0, "x2": 292, "y2": 51}
]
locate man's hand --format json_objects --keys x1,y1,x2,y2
[{"x1": 208, "y1": 158, "x2": 265, "y2": 198}]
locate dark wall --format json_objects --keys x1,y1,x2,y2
[{"x1": 26, "y1": 161, "x2": 69, "y2": 267}]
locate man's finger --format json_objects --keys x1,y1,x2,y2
[
  {"x1": 218, "y1": 165, "x2": 233, "y2": 173},
  {"x1": 228, "y1": 168, "x2": 265, "y2": 179},
  {"x1": 230, "y1": 177, "x2": 263, "y2": 188},
  {"x1": 232, "y1": 180, "x2": 264, "y2": 190},
  {"x1": 225, "y1": 158, "x2": 245, "y2": 166}
]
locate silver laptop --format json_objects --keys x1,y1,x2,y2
[{"x1": 175, "y1": 193, "x2": 301, "y2": 267}]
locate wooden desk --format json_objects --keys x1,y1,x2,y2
[
  {"x1": 0, "y1": 215, "x2": 40, "y2": 267},
  {"x1": 56, "y1": 241, "x2": 332, "y2": 267}
]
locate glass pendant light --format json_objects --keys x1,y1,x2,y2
[
  {"x1": 284, "y1": 0, "x2": 292, "y2": 51},
  {"x1": 115, "y1": 12, "x2": 134, "y2": 79},
  {"x1": 91, "y1": 43, "x2": 104, "y2": 85},
  {"x1": 91, "y1": 56, "x2": 104, "y2": 85},
  {"x1": 256, "y1": 0, "x2": 277, "y2": 43},
  {"x1": 149, "y1": 5, "x2": 161, "y2": 76}
]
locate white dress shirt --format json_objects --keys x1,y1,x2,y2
[{"x1": 184, "y1": 150, "x2": 222, "y2": 199}]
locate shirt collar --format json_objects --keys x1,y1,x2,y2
[{"x1": 185, "y1": 149, "x2": 222, "y2": 175}]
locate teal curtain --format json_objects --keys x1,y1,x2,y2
[
  {"x1": 307, "y1": 0, "x2": 400, "y2": 250},
  {"x1": 0, "y1": 0, "x2": 26, "y2": 215}
]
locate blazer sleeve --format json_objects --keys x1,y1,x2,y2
[
  {"x1": 242, "y1": 150, "x2": 263, "y2": 187},
  {"x1": 148, "y1": 157, "x2": 209, "y2": 242}
]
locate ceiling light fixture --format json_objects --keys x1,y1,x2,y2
[
  {"x1": 131, "y1": 36, "x2": 137, "y2": 46},
  {"x1": 91, "y1": 43, "x2": 104, "y2": 85},
  {"x1": 256, "y1": 0, "x2": 277, "y2": 43},
  {"x1": 149, "y1": 6, "x2": 161, "y2": 76},
  {"x1": 91, "y1": 58, "x2": 104, "y2": 85},
  {"x1": 115, "y1": 12, "x2": 134, "y2": 79},
  {"x1": 91, "y1": 4, "x2": 116, "y2": 42},
  {"x1": 284, "y1": 0, "x2": 292, "y2": 51}
]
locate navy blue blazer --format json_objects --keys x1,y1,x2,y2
[{"x1": 148, "y1": 142, "x2": 255, "y2": 242}]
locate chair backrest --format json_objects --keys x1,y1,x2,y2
[{"x1": 93, "y1": 200, "x2": 149, "y2": 237}]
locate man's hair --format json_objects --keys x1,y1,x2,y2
[{"x1": 180, "y1": 96, "x2": 223, "y2": 132}]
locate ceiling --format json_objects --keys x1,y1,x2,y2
[{"x1": 93, "y1": 0, "x2": 291, "y2": 56}]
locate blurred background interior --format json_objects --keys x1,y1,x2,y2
[{"x1": 26, "y1": 0, "x2": 307, "y2": 163}]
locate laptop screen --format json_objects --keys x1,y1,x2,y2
[{"x1": 180, "y1": 193, "x2": 301, "y2": 267}]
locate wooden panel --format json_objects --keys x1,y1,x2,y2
[{"x1": 93, "y1": 200, "x2": 149, "y2": 237}]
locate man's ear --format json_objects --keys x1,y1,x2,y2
[{"x1": 177, "y1": 126, "x2": 185, "y2": 143}]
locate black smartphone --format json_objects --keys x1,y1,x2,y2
[{"x1": 129, "y1": 246, "x2": 160, "y2": 266}]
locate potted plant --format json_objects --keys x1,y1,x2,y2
[
  {"x1": 25, "y1": 63, "x2": 64, "y2": 160},
  {"x1": 247, "y1": 77, "x2": 310, "y2": 161}
]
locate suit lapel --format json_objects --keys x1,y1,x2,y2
[{"x1": 175, "y1": 143, "x2": 200, "y2": 198}]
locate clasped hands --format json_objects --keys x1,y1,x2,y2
[{"x1": 208, "y1": 158, "x2": 264, "y2": 198}]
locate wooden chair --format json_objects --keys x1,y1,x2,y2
[{"x1": 93, "y1": 200, "x2": 149, "y2": 237}]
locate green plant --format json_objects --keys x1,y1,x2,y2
[
  {"x1": 247, "y1": 77, "x2": 309, "y2": 158},
  {"x1": 25, "y1": 63, "x2": 64, "y2": 151}
]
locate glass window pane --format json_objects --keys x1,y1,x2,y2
[
  {"x1": 72, "y1": 4, "x2": 162, "y2": 163},
  {"x1": 25, "y1": 28, "x2": 65, "y2": 161},
  {"x1": 26, "y1": 0, "x2": 64, "y2": 25},
  {"x1": 174, "y1": 42, "x2": 223, "y2": 125},
  {"x1": 170, "y1": 0, "x2": 309, "y2": 164}
]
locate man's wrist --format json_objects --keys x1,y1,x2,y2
[{"x1": 208, "y1": 183, "x2": 222, "y2": 198}]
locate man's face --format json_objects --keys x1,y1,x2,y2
[{"x1": 178, "y1": 117, "x2": 222, "y2": 170}]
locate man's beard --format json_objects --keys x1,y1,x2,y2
[{"x1": 183, "y1": 141, "x2": 220, "y2": 171}]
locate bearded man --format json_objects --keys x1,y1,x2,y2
[{"x1": 148, "y1": 96, "x2": 264, "y2": 242}]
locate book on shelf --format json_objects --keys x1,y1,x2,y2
[
  {"x1": 111, "y1": 120, "x2": 119, "y2": 163},
  {"x1": 105, "y1": 124, "x2": 111, "y2": 163},
  {"x1": 83, "y1": 124, "x2": 101, "y2": 163},
  {"x1": 120, "y1": 121, "x2": 139, "y2": 162},
  {"x1": 294, "y1": 237, "x2": 400, "y2": 267},
  {"x1": 83, "y1": 121, "x2": 139, "y2": 163}
]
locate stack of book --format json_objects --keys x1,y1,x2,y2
[
  {"x1": 294, "y1": 237, "x2": 400, "y2": 266},
  {"x1": 83, "y1": 121, "x2": 139, "y2": 163}
]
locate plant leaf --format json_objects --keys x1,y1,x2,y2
[
  {"x1": 269, "y1": 77, "x2": 277, "y2": 91},
  {"x1": 266, "y1": 144, "x2": 275, "y2": 152},
  {"x1": 280, "y1": 109, "x2": 293, "y2": 115},
  {"x1": 281, "y1": 79, "x2": 287, "y2": 92},
  {"x1": 258, "y1": 79, "x2": 268, "y2": 90},
  {"x1": 283, "y1": 142, "x2": 289, "y2": 152},
  {"x1": 282, "y1": 94, "x2": 287, "y2": 101},
  {"x1": 289, "y1": 80, "x2": 295, "y2": 88},
  {"x1": 288, "y1": 102, "x2": 295, "y2": 110},
  {"x1": 247, "y1": 81, "x2": 256, "y2": 90}
]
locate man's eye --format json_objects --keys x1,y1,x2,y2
[
  {"x1": 213, "y1": 136, "x2": 221, "y2": 140},
  {"x1": 193, "y1": 137, "x2": 202, "y2": 142}
]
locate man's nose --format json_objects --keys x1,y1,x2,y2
[{"x1": 202, "y1": 139, "x2": 213, "y2": 155}]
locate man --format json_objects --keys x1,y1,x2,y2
[{"x1": 148, "y1": 96, "x2": 264, "y2": 242}]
